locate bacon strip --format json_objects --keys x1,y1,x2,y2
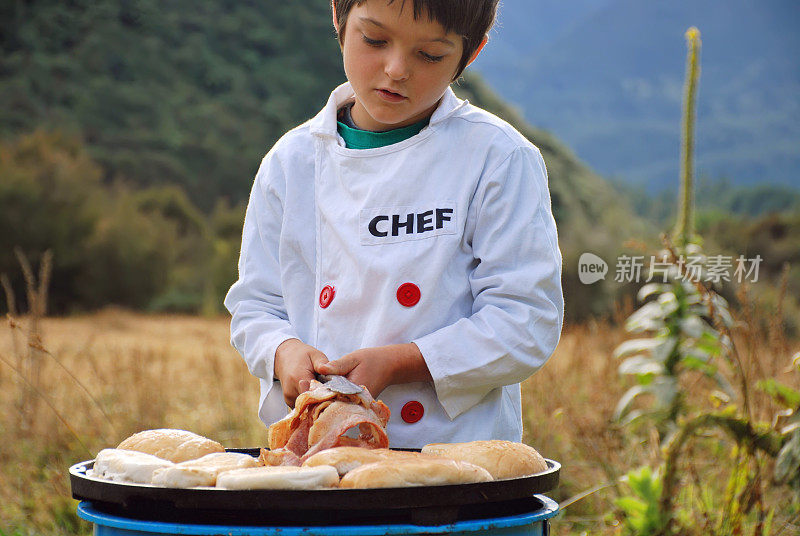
[
  {"x1": 307, "y1": 402, "x2": 388, "y2": 447},
  {"x1": 265, "y1": 382, "x2": 391, "y2": 466}
]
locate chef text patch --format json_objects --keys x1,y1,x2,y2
[{"x1": 359, "y1": 204, "x2": 457, "y2": 245}]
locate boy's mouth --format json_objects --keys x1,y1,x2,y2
[{"x1": 377, "y1": 88, "x2": 407, "y2": 102}]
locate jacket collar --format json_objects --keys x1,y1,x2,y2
[{"x1": 309, "y1": 81, "x2": 467, "y2": 138}]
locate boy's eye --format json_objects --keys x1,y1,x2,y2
[
  {"x1": 362, "y1": 35, "x2": 385, "y2": 47},
  {"x1": 420, "y1": 51, "x2": 444, "y2": 63}
]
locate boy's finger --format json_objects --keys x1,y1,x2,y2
[
  {"x1": 316, "y1": 355, "x2": 356, "y2": 375},
  {"x1": 315, "y1": 361, "x2": 333, "y2": 374},
  {"x1": 309, "y1": 351, "x2": 329, "y2": 370},
  {"x1": 298, "y1": 379, "x2": 311, "y2": 393}
]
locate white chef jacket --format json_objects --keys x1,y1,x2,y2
[{"x1": 224, "y1": 82, "x2": 563, "y2": 448}]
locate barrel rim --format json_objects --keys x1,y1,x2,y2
[{"x1": 77, "y1": 496, "x2": 559, "y2": 534}]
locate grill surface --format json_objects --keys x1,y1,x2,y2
[{"x1": 70, "y1": 448, "x2": 560, "y2": 526}]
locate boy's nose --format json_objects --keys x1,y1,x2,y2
[{"x1": 384, "y1": 53, "x2": 410, "y2": 81}]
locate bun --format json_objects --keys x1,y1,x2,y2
[
  {"x1": 339, "y1": 458, "x2": 492, "y2": 488},
  {"x1": 117, "y1": 429, "x2": 224, "y2": 463},
  {"x1": 421, "y1": 440, "x2": 547, "y2": 479},
  {"x1": 302, "y1": 447, "x2": 427, "y2": 476},
  {"x1": 92, "y1": 448, "x2": 174, "y2": 484},
  {"x1": 151, "y1": 452, "x2": 260, "y2": 488},
  {"x1": 216, "y1": 465, "x2": 340, "y2": 490}
]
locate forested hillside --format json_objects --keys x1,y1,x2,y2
[
  {"x1": 1, "y1": 0, "x2": 344, "y2": 209},
  {"x1": 0, "y1": 0, "x2": 643, "y2": 319}
]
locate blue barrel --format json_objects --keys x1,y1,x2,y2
[{"x1": 78, "y1": 496, "x2": 558, "y2": 536}]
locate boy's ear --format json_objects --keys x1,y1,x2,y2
[
  {"x1": 466, "y1": 35, "x2": 489, "y2": 67},
  {"x1": 331, "y1": 1, "x2": 340, "y2": 33}
]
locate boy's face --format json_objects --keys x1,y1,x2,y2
[{"x1": 338, "y1": 0, "x2": 464, "y2": 132}]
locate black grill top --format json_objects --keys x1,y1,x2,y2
[{"x1": 70, "y1": 448, "x2": 560, "y2": 526}]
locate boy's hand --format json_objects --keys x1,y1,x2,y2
[
  {"x1": 315, "y1": 343, "x2": 431, "y2": 398},
  {"x1": 274, "y1": 339, "x2": 329, "y2": 407}
]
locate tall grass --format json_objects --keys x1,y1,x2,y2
[
  {"x1": 0, "y1": 301, "x2": 263, "y2": 534},
  {"x1": 1, "y1": 313, "x2": 795, "y2": 534}
]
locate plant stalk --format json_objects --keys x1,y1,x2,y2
[{"x1": 674, "y1": 27, "x2": 701, "y2": 248}]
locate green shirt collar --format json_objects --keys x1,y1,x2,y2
[{"x1": 336, "y1": 110, "x2": 430, "y2": 149}]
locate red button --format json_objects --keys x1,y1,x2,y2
[
  {"x1": 319, "y1": 285, "x2": 335, "y2": 308},
  {"x1": 401, "y1": 401, "x2": 424, "y2": 423},
  {"x1": 396, "y1": 283, "x2": 421, "y2": 307}
]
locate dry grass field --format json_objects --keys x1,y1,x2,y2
[{"x1": 1, "y1": 309, "x2": 797, "y2": 535}]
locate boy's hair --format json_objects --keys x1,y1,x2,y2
[{"x1": 333, "y1": 0, "x2": 498, "y2": 80}]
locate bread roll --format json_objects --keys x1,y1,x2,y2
[
  {"x1": 339, "y1": 458, "x2": 492, "y2": 488},
  {"x1": 421, "y1": 440, "x2": 547, "y2": 479},
  {"x1": 117, "y1": 429, "x2": 224, "y2": 463},
  {"x1": 302, "y1": 447, "x2": 430, "y2": 476},
  {"x1": 92, "y1": 448, "x2": 174, "y2": 484},
  {"x1": 216, "y1": 465, "x2": 340, "y2": 490},
  {"x1": 151, "y1": 452, "x2": 260, "y2": 488}
]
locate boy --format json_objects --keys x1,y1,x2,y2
[{"x1": 224, "y1": 0, "x2": 563, "y2": 448}]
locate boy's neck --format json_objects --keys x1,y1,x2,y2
[{"x1": 348, "y1": 98, "x2": 441, "y2": 132}]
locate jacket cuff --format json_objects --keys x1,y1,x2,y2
[
  {"x1": 232, "y1": 327, "x2": 299, "y2": 383},
  {"x1": 412, "y1": 333, "x2": 490, "y2": 420}
]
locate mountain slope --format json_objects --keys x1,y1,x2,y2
[
  {"x1": 473, "y1": 0, "x2": 800, "y2": 191},
  {"x1": 477, "y1": 0, "x2": 613, "y2": 58}
]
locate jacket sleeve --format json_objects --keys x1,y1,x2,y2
[
  {"x1": 223, "y1": 151, "x2": 299, "y2": 387},
  {"x1": 412, "y1": 146, "x2": 564, "y2": 420}
]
